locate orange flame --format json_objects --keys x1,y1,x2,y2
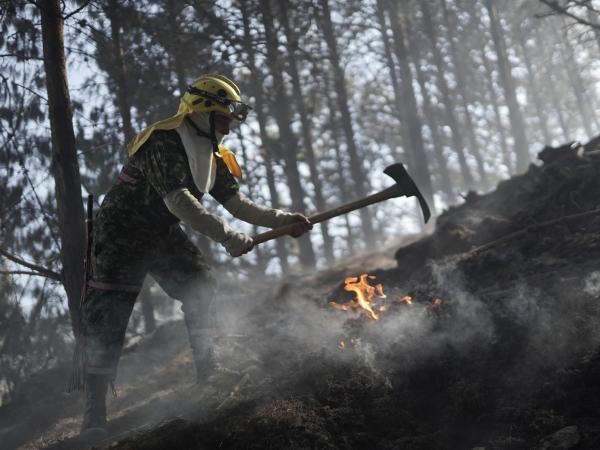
[
  {"x1": 427, "y1": 298, "x2": 443, "y2": 312},
  {"x1": 397, "y1": 295, "x2": 413, "y2": 305},
  {"x1": 330, "y1": 274, "x2": 386, "y2": 320}
]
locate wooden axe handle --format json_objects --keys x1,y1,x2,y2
[{"x1": 252, "y1": 185, "x2": 401, "y2": 246}]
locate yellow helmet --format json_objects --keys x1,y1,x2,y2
[{"x1": 181, "y1": 74, "x2": 251, "y2": 123}]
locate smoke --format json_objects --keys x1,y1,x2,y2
[
  {"x1": 583, "y1": 270, "x2": 600, "y2": 296},
  {"x1": 46, "y1": 261, "x2": 600, "y2": 446},
  {"x1": 206, "y1": 257, "x2": 600, "y2": 398},
  {"x1": 208, "y1": 260, "x2": 500, "y2": 387}
]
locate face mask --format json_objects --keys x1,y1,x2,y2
[{"x1": 175, "y1": 112, "x2": 220, "y2": 193}]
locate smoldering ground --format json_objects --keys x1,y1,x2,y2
[
  {"x1": 145, "y1": 254, "x2": 600, "y2": 449},
  {"x1": 29, "y1": 246, "x2": 600, "y2": 448},
  {"x1": 15, "y1": 249, "x2": 600, "y2": 449}
]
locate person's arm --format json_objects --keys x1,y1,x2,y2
[
  {"x1": 139, "y1": 132, "x2": 253, "y2": 257},
  {"x1": 163, "y1": 188, "x2": 253, "y2": 257},
  {"x1": 222, "y1": 191, "x2": 300, "y2": 227},
  {"x1": 209, "y1": 157, "x2": 311, "y2": 237},
  {"x1": 222, "y1": 192, "x2": 311, "y2": 237}
]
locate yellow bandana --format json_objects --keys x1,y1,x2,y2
[{"x1": 126, "y1": 102, "x2": 243, "y2": 179}]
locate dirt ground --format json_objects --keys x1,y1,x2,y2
[{"x1": 4, "y1": 137, "x2": 600, "y2": 449}]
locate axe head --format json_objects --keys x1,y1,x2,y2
[{"x1": 384, "y1": 163, "x2": 431, "y2": 223}]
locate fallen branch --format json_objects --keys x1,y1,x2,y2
[{"x1": 0, "y1": 247, "x2": 62, "y2": 282}]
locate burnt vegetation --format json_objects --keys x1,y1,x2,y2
[{"x1": 2, "y1": 0, "x2": 600, "y2": 449}]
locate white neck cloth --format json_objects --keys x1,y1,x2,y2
[{"x1": 175, "y1": 112, "x2": 224, "y2": 193}]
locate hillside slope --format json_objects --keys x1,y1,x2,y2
[{"x1": 5, "y1": 137, "x2": 600, "y2": 449}]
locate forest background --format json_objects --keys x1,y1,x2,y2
[{"x1": 0, "y1": 0, "x2": 598, "y2": 405}]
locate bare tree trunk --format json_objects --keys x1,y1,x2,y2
[
  {"x1": 401, "y1": 4, "x2": 453, "y2": 202},
  {"x1": 558, "y1": 18, "x2": 599, "y2": 137},
  {"x1": 321, "y1": 70, "x2": 355, "y2": 256},
  {"x1": 318, "y1": 0, "x2": 375, "y2": 246},
  {"x1": 514, "y1": 21, "x2": 552, "y2": 145},
  {"x1": 462, "y1": 0, "x2": 512, "y2": 170},
  {"x1": 420, "y1": 0, "x2": 474, "y2": 189},
  {"x1": 384, "y1": 0, "x2": 434, "y2": 206},
  {"x1": 535, "y1": 26, "x2": 570, "y2": 142},
  {"x1": 106, "y1": 0, "x2": 134, "y2": 142},
  {"x1": 440, "y1": 0, "x2": 488, "y2": 187},
  {"x1": 39, "y1": 0, "x2": 86, "y2": 334},
  {"x1": 280, "y1": 0, "x2": 334, "y2": 264},
  {"x1": 240, "y1": 0, "x2": 289, "y2": 273},
  {"x1": 374, "y1": 0, "x2": 411, "y2": 162},
  {"x1": 258, "y1": 0, "x2": 316, "y2": 269},
  {"x1": 165, "y1": 0, "x2": 188, "y2": 95},
  {"x1": 480, "y1": 44, "x2": 512, "y2": 170},
  {"x1": 485, "y1": 0, "x2": 530, "y2": 172},
  {"x1": 236, "y1": 129, "x2": 268, "y2": 275}
]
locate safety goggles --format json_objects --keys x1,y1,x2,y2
[{"x1": 187, "y1": 86, "x2": 252, "y2": 123}]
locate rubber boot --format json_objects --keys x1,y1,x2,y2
[
  {"x1": 79, "y1": 373, "x2": 109, "y2": 441},
  {"x1": 185, "y1": 316, "x2": 217, "y2": 382}
]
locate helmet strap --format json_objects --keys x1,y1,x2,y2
[
  {"x1": 209, "y1": 111, "x2": 219, "y2": 155},
  {"x1": 185, "y1": 116, "x2": 210, "y2": 139}
]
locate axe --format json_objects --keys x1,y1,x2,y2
[{"x1": 252, "y1": 163, "x2": 431, "y2": 246}]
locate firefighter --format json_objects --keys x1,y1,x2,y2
[{"x1": 78, "y1": 74, "x2": 311, "y2": 437}]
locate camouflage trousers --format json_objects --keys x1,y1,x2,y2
[{"x1": 81, "y1": 221, "x2": 216, "y2": 379}]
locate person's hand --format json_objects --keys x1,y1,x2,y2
[
  {"x1": 285, "y1": 213, "x2": 313, "y2": 238},
  {"x1": 222, "y1": 232, "x2": 254, "y2": 257}
]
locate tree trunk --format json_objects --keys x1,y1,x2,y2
[
  {"x1": 384, "y1": 0, "x2": 434, "y2": 207},
  {"x1": 240, "y1": 0, "x2": 289, "y2": 273},
  {"x1": 420, "y1": 0, "x2": 474, "y2": 189},
  {"x1": 401, "y1": 2, "x2": 453, "y2": 202},
  {"x1": 480, "y1": 43, "x2": 512, "y2": 170},
  {"x1": 259, "y1": 0, "x2": 316, "y2": 269},
  {"x1": 318, "y1": 0, "x2": 375, "y2": 246},
  {"x1": 463, "y1": 1, "x2": 512, "y2": 170},
  {"x1": 39, "y1": 0, "x2": 86, "y2": 335},
  {"x1": 321, "y1": 69, "x2": 355, "y2": 256},
  {"x1": 558, "y1": 18, "x2": 598, "y2": 137},
  {"x1": 440, "y1": 0, "x2": 488, "y2": 187},
  {"x1": 374, "y1": 0, "x2": 411, "y2": 163},
  {"x1": 280, "y1": 0, "x2": 334, "y2": 264},
  {"x1": 236, "y1": 129, "x2": 268, "y2": 275},
  {"x1": 106, "y1": 0, "x2": 134, "y2": 142},
  {"x1": 485, "y1": 0, "x2": 530, "y2": 172},
  {"x1": 532, "y1": 24, "x2": 569, "y2": 142},
  {"x1": 514, "y1": 21, "x2": 552, "y2": 145},
  {"x1": 165, "y1": 0, "x2": 188, "y2": 95}
]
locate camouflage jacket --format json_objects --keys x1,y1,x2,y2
[{"x1": 96, "y1": 129, "x2": 239, "y2": 237}]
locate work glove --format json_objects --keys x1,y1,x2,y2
[
  {"x1": 223, "y1": 192, "x2": 313, "y2": 236},
  {"x1": 278, "y1": 212, "x2": 313, "y2": 238},
  {"x1": 164, "y1": 188, "x2": 255, "y2": 257},
  {"x1": 221, "y1": 232, "x2": 254, "y2": 257}
]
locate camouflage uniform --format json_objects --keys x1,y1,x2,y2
[{"x1": 82, "y1": 129, "x2": 239, "y2": 382}]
